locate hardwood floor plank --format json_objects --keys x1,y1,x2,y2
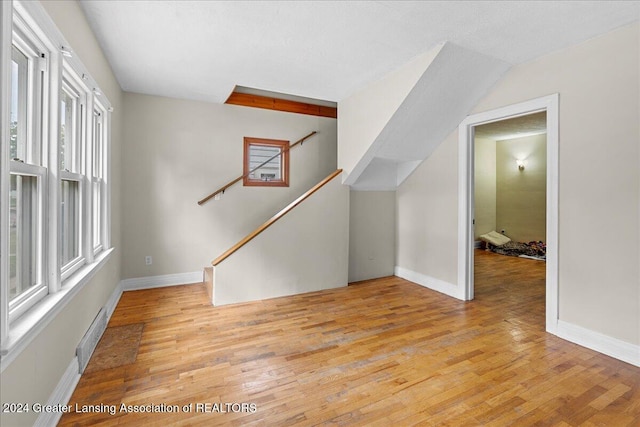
[{"x1": 59, "y1": 251, "x2": 640, "y2": 426}]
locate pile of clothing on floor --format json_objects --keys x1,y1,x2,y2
[
  {"x1": 479, "y1": 230, "x2": 546, "y2": 260},
  {"x1": 490, "y1": 240, "x2": 546, "y2": 259}
]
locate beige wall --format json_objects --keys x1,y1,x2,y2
[
  {"x1": 214, "y1": 173, "x2": 349, "y2": 305},
  {"x1": 496, "y1": 134, "x2": 546, "y2": 242},
  {"x1": 396, "y1": 22, "x2": 639, "y2": 345},
  {"x1": 474, "y1": 137, "x2": 497, "y2": 238},
  {"x1": 349, "y1": 191, "x2": 396, "y2": 282},
  {"x1": 396, "y1": 137, "x2": 459, "y2": 286},
  {"x1": 121, "y1": 93, "x2": 337, "y2": 279},
  {"x1": 0, "y1": 1, "x2": 124, "y2": 426},
  {"x1": 474, "y1": 133, "x2": 547, "y2": 242}
]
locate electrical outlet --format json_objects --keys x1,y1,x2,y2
[{"x1": 145, "y1": 256, "x2": 152, "y2": 265}]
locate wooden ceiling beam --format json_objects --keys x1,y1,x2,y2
[{"x1": 225, "y1": 92, "x2": 337, "y2": 119}]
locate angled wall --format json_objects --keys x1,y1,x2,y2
[
  {"x1": 339, "y1": 42, "x2": 510, "y2": 190},
  {"x1": 338, "y1": 46, "x2": 443, "y2": 182}
]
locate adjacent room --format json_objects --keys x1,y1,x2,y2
[{"x1": 473, "y1": 112, "x2": 548, "y2": 331}]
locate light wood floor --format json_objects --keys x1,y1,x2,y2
[{"x1": 59, "y1": 251, "x2": 640, "y2": 426}]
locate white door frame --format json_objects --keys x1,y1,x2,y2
[{"x1": 457, "y1": 93, "x2": 559, "y2": 335}]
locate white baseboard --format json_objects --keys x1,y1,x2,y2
[
  {"x1": 34, "y1": 272, "x2": 202, "y2": 425},
  {"x1": 395, "y1": 265, "x2": 638, "y2": 367},
  {"x1": 395, "y1": 266, "x2": 464, "y2": 300},
  {"x1": 556, "y1": 320, "x2": 640, "y2": 367},
  {"x1": 35, "y1": 281, "x2": 123, "y2": 426},
  {"x1": 0, "y1": 249, "x2": 114, "y2": 373},
  {"x1": 120, "y1": 271, "x2": 203, "y2": 291},
  {"x1": 105, "y1": 281, "x2": 123, "y2": 319},
  {"x1": 34, "y1": 357, "x2": 81, "y2": 427}
]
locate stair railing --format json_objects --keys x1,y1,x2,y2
[
  {"x1": 197, "y1": 131, "x2": 317, "y2": 206},
  {"x1": 212, "y1": 169, "x2": 343, "y2": 265}
]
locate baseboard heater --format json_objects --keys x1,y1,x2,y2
[{"x1": 76, "y1": 307, "x2": 107, "y2": 373}]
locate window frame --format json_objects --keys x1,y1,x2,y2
[
  {"x1": 59, "y1": 77, "x2": 82, "y2": 173},
  {"x1": 90, "y1": 102, "x2": 107, "y2": 255},
  {"x1": 59, "y1": 170, "x2": 84, "y2": 280},
  {"x1": 8, "y1": 163, "x2": 46, "y2": 322},
  {"x1": 0, "y1": 0, "x2": 114, "y2": 362},
  {"x1": 6, "y1": 10, "x2": 50, "y2": 320},
  {"x1": 243, "y1": 137, "x2": 290, "y2": 187},
  {"x1": 59, "y1": 67, "x2": 88, "y2": 280}
]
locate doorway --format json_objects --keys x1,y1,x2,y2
[{"x1": 457, "y1": 94, "x2": 559, "y2": 335}]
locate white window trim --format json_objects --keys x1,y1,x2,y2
[
  {"x1": 60, "y1": 78, "x2": 82, "y2": 173},
  {"x1": 90, "y1": 101, "x2": 107, "y2": 256},
  {"x1": 12, "y1": 11, "x2": 49, "y2": 168},
  {"x1": 8, "y1": 6, "x2": 52, "y2": 319},
  {"x1": 0, "y1": 248, "x2": 114, "y2": 372},
  {"x1": 8, "y1": 162, "x2": 47, "y2": 322},
  {"x1": 60, "y1": 170, "x2": 85, "y2": 281},
  {"x1": 1, "y1": 0, "x2": 12, "y2": 346},
  {"x1": 0, "y1": 0, "x2": 114, "y2": 368}
]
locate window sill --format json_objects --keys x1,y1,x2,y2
[{"x1": 0, "y1": 247, "x2": 114, "y2": 373}]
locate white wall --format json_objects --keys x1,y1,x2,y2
[
  {"x1": 121, "y1": 93, "x2": 337, "y2": 279},
  {"x1": 396, "y1": 22, "x2": 639, "y2": 346},
  {"x1": 213, "y1": 173, "x2": 349, "y2": 305},
  {"x1": 349, "y1": 191, "x2": 396, "y2": 282},
  {"x1": 0, "y1": 1, "x2": 124, "y2": 426},
  {"x1": 474, "y1": 137, "x2": 496, "y2": 238}
]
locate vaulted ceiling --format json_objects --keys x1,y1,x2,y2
[{"x1": 79, "y1": 1, "x2": 639, "y2": 104}]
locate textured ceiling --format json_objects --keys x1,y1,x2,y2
[
  {"x1": 475, "y1": 112, "x2": 547, "y2": 141},
  {"x1": 79, "y1": 1, "x2": 640, "y2": 104}
]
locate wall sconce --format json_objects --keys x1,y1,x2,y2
[{"x1": 516, "y1": 159, "x2": 525, "y2": 171}]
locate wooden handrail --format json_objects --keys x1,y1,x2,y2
[
  {"x1": 198, "y1": 131, "x2": 317, "y2": 206},
  {"x1": 212, "y1": 169, "x2": 343, "y2": 266}
]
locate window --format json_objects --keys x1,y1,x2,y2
[
  {"x1": 10, "y1": 46, "x2": 28, "y2": 162},
  {"x1": 8, "y1": 22, "x2": 48, "y2": 319},
  {"x1": 91, "y1": 104, "x2": 106, "y2": 253},
  {"x1": 60, "y1": 80, "x2": 81, "y2": 172},
  {"x1": 60, "y1": 75, "x2": 85, "y2": 279},
  {"x1": 60, "y1": 178, "x2": 81, "y2": 270},
  {"x1": 1, "y1": 1, "x2": 112, "y2": 344},
  {"x1": 243, "y1": 137, "x2": 289, "y2": 187}
]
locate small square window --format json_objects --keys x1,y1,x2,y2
[{"x1": 243, "y1": 137, "x2": 289, "y2": 187}]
